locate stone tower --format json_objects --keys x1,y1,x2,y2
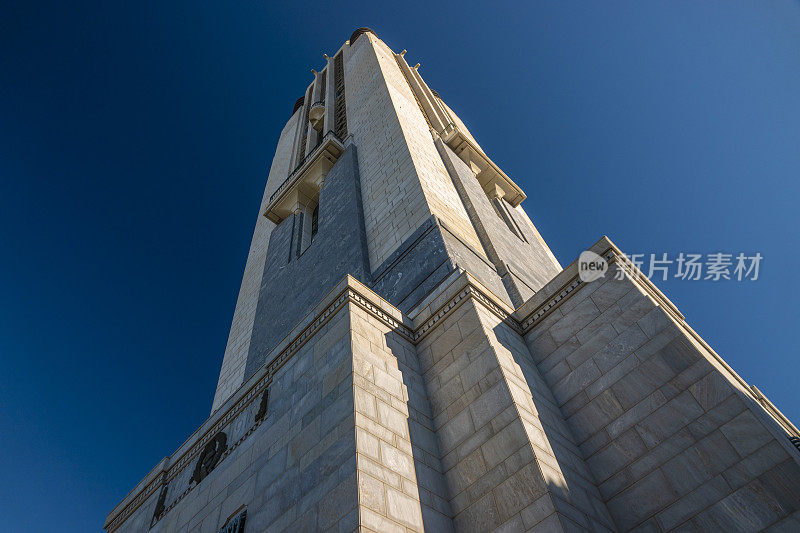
[{"x1": 106, "y1": 29, "x2": 800, "y2": 532}]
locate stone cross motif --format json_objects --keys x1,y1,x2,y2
[{"x1": 191, "y1": 431, "x2": 227, "y2": 484}]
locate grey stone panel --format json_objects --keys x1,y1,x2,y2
[
  {"x1": 370, "y1": 215, "x2": 512, "y2": 313},
  {"x1": 438, "y1": 221, "x2": 514, "y2": 308},
  {"x1": 436, "y1": 140, "x2": 561, "y2": 304},
  {"x1": 371, "y1": 216, "x2": 456, "y2": 313},
  {"x1": 244, "y1": 146, "x2": 371, "y2": 381}
]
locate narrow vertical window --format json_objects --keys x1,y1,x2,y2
[
  {"x1": 312, "y1": 71, "x2": 326, "y2": 149},
  {"x1": 314, "y1": 120, "x2": 325, "y2": 149},
  {"x1": 311, "y1": 204, "x2": 319, "y2": 240},
  {"x1": 297, "y1": 200, "x2": 319, "y2": 257}
]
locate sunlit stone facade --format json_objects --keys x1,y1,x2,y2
[{"x1": 106, "y1": 29, "x2": 800, "y2": 533}]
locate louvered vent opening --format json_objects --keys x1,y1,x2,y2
[{"x1": 334, "y1": 52, "x2": 347, "y2": 139}]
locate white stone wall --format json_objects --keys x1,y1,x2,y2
[
  {"x1": 523, "y1": 259, "x2": 800, "y2": 530},
  {"x1": 211, "y1": 112, "x2": 299, "y2": 412},
  {"x1": 414, "y1": 295, "x2": 612, "y2": 531},
  {"x1": 350, "y1": 303, "x2": 453, "y2": 532},
  {"x1": 345, "y1": 34, "x2": 483, "y2": 269}
]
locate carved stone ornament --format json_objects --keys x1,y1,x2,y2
[{"x1": 191, "y1": 431, "x2": 227, "y2": 484}]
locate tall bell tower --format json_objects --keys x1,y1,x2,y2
[
  {"x1": 211, "y1": 27, "x2": 562, "y2": 413},
  {"x1": 106, "y1": 29, "x2": 800, "y2": 533}
]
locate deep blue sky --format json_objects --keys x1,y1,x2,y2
[{"x1": 2, "y1": 2, "x2": 799, "y2": 531}]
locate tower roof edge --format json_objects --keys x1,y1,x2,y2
[{"x1": 349, "y1": 27, "x2": 377, "y2": 45}]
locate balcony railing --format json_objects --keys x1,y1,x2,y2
[
  {"x1": 269, "y1": 131, "x2": 342, "y2": 205},
  {"x1": 264, "y1": 132, "x2": 345, "y2": 224}
]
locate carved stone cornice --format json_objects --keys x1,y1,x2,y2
[
  {"x1": 412, "y1": 282, "x2": 522, "y2": 343},
  {"x1": 519, "y1": 277, "x2": 582, "y2": 333},
  {"x1": 110, "y1": 236, "x2": 797, "y2": 533},
  {"x1": 347, "y1": 289, "x2": 414, "y2": 340}
]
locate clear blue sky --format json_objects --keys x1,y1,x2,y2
[{"x1": 1, "y1": 2, "x2": 798, "y2": 531}]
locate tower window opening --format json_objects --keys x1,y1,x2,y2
[
  {"x1": 296, "y1": 197, "x2": 320, "y2": 258},
  {"x1": 314, "y1": 120, "x2": 325, "y2": 149},
  {"x1": 311, "y1": 204, "x2": 319, "y2": 240}
]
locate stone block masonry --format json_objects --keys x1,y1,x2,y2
[
  {"x1": 345, "y1": 32, "x2": 483, "y2": 271},
  {"x1": 109, "y1": 28, "x2": 800, "y2": 532},
  {"x1": 214, "y1": 28, "x2": 564, "y2": 410},
  {"x1": 518, "y1": 238, "x2": 800, "y2": 531},
  {"x1": 107, "y1": 239, "x2": 800, "y2": 532},
  {"x1": 242, "y1": 145, "x2": 371, "y2": 383}
]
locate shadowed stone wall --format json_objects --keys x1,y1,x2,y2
[
  {"x1": 244, "y1": 146, "x2": 370, "y2": 382},
  {"x1": 212, "y1": 112, "x2": 301, "y2": 412},
  {"x1": 110, "y1": 293, "x2": 359, "y2": 533},
  {"x1": 370, "y1": 215, "x2": 513, "y2": 314},
  {"x1": 413, "y1": 277, "x2": 613, "y2": 531}
]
